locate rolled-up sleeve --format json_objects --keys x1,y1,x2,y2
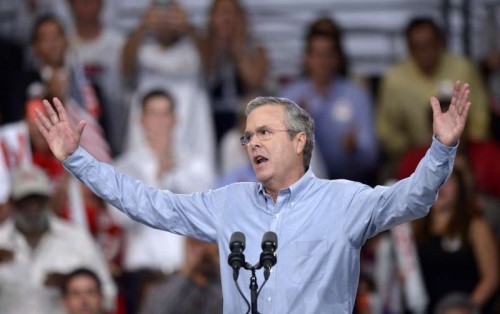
[{"x1": 64, "y1": 147, "x2": 226, "y2": 242}]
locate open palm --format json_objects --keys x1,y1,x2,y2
[
  {"x1": 431, "y1": 81, "x2": 471, "y2": 147},
  {"x1": 34, "y1": 98, "x2": 87, "y2": 161}
]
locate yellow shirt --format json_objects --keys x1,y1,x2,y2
[{"x1": 377, "y1": 52, "x2": 490, "y2": 158}]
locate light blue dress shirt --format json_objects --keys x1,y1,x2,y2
[{"x1": 64, "y1": 137, "x2": 456, "y2": 314}]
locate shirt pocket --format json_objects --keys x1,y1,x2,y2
[{"x1": 291, "y1": 240, "x2": 327, "y2": 284}]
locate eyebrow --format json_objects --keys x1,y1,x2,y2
[{"x1": 245, "y1": 125, "x2": 272, "y2": 133}]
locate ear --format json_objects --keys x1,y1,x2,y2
[{"x1": 294, "y1": 132, "x2": 307, "y2": 155}]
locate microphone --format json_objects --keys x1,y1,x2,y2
[
  {"x1": 228, "y1": 231, "x2": 246, "y2": 280},
  {"x1": 259, "y1": 231, "x2": 277, "y2": 280}
]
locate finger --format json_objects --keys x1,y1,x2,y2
[
  {"x1": 460, "y1": 101, "x2": 472, "y2": 122},
  {"x1": 430, "y1": 96, "x2": 441, "y2": 116},
  {"x1": 52, "y1": 97, "x2": 68, "y2": 123},
  {"x1": 34, "y1": 117, "x2": 50, "y2": 138},
  {"x1": 457, "y1": 86, "x2": 470, "y2": 115},
  {"x1": 35, "y1": 108, "x2": 53, "y2": 130},
  {"x1": 449, "y1": 80, "x2": 460, "y2": 108},
  {"x1": 42, "y1": 99, "x2": 59, "y2": 124}
]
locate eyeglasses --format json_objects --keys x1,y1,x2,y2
[{"x1": 240, "y1": 127, "x2": 292, "y2": 146}]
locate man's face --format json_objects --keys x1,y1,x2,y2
[
  {"x1": 69, "y1": 0, "x2": 102, "y2": 24},
  {"x1": 13, "y1": 195, "x2": 49, "y2": 234},
  {"x1": 141, "y1": 96, "x2": 175, "y2": 141},
  {"x1": 245, "y1": 105, "x2": 304, "y2": 189},
  {"x1": 32, "y1": 21, "x2": 67, "y2": 67},
  {"x1": 408, "y1": 24, "x2": 444, "y2": 74},
  {"x1": 305, "y1": 36, "x2": 339, "y2": 83},
  {"x1": 64, "y1": 275, "x2": 103, "y2": 314}
]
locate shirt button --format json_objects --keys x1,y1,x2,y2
[
  {"x1": 275, "y1": 213, "x2": 280, "y2": 219},
  {"x1": 291, "y1": 201, "x2": 295, "y2": 207},
  {"x1": 267, "y1": 297, "x2": 272, "y2": 302}
]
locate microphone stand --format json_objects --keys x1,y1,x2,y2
[{"x1": 248, "y1": 266, "x2": 259, "y2": 314}]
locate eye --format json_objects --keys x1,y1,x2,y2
[{"x1": 257, "y1": 129, "x2": 271, "y2": 136}]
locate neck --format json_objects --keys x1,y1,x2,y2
[
  {"x1": 265, "y1": 168, "x2": 305, "y2": 203},
  {"x1": 76, "y1": 22, "x2": 102, "y2": 40}
]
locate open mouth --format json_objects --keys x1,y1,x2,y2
[{"x1": 254, "y1": 156, "x2": 268, "y2": 165}]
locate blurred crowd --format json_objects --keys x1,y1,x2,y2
[{"x1": 0, "y1": 0, "x2": 499, "y2": 313}]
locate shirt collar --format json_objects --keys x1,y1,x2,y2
[{"x1": 257, "y1": 168, "x2": 317, "y2": 204}]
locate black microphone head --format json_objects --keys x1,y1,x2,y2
[
  {"x1": 261, "y1": 231, "x2": 277, "y2": 251},
  {"x1": 230, "y1": 231, "x2": 246, "y2": 252}
]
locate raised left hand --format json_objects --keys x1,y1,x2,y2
[{"x1": 431, "y1": 81, "x2": 471, "y2": 146}]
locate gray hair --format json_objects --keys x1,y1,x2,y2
[
  {"x1": 245, "y1": 96, "x2": 315, "y2": 170},
  {"x1": 435, "y1": 293, "x2": 480, "y2": 314}
]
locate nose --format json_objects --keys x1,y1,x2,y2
[{"x1": 248, "y1": 135, "x2": 261, "y2": 148}]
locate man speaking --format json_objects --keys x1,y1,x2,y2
[{"x1": 34, "y1": 81, "x2": 471, "y2": 313}]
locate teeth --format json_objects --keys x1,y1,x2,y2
[{"x1": 255, "y1": 156, "x2": 267, "y2": 164}]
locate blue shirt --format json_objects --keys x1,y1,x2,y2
[
  {"x1": 281, "y1": 78, "x2": 378, "y2": 181},
  {"x1": 64, "y1": 137, "x2": 456, "y2": 314}
]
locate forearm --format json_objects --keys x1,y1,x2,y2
[
  {"x1": 347, "y1": 137, "x2": 457, "y2": 246},
  {"x1": 63, "y1": 147, "x2": 222, "y2": 241},
  {"x1": 471, "y1": 277, "x2": 499, "y2": 306},
  {"x1": 122, "y1": 25, "x2": 147, "y2": 79}
]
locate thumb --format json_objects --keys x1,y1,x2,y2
[{"x1": 429, "y1": 96, "x2": 441, "y2": 117}]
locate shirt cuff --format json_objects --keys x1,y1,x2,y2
[
  {"x1": 62, "y1": 146, "x2": 94, "y2": 177},
  {"x1": 429, "y1": 134, "x2": 458, "y2": 166}
]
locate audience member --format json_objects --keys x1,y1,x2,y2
[
  {"x1": 67, "y1": 0, "x2": 128, "y2": 156},
  {"x1": 14, "y1": 15, "x2": 111, "y2": 162},
  {"x1": 62, "y1": 268, "x2": 105, "y2": 314},
  {"x1": 196, "y1": 0, "x2": 268, "y2": 143},
  {"x1": 139, "y1": 237, "x2": 222, "y2": 314},
  {"x1": 480, "y1": 48, "x2": 500, "y2": 140},
  {"x1": 412, "y1": 163, "x2": 499, "y2": 313},
  {"x1": 22, "y1": 98, "x2": 125, "y2": 278},
  {"x1": 281, "y1": 18, "x2": 378, "y2": 184},
  {"x1": 122, "y1": 1, "x2": 216, "y2": 172},
  {"x1": 111, "y1": 89, "x2": 215, "y2": 313},
  {"x1": 0, "y1": 166, "x2": 116, "y2": 314},
  {"x1": 377, "y1": 17, "x2": 490, "y2": 175}
]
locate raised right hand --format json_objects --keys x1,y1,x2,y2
[{"x1": 34, "y1": 97, "x2": 86, "y2": 161}]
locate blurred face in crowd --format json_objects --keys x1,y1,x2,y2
[
  {"x1": 305, "y1": 35, "x2": 340, "y2": 86},
  {"x1": 13, "y1": 195, "x2": 50, "y2": 235},
  {"x1": 185, "y1": 237, "x2": 219, "y2": 281},
  {"x1": 245, "y1": 104, "x2": 305, "y2": 193},
  {"x1": 151, "y1": 3, "x2": 185, "y2": 46},
  {"x1": 434, "y1": 172, "x2": 459, "y2": 211},
  {"x1": 68, "y1": 0, "x2": 102, "y2": 24},
  {"x1": 63, "y1": 274, "x2": 103, "y2": 314},
  {"x1": 210, "y1": 0, "x2": 243, "y2": 39},
  {"x1": 141, "y1": 95, "x2": 176, "y2": 143},
  {"x1": 408, "y1": 23, "x2": 444, "y2": 75},
  {"x1": 32, "y1": 19, "x2": 67, "y2": 68}
]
